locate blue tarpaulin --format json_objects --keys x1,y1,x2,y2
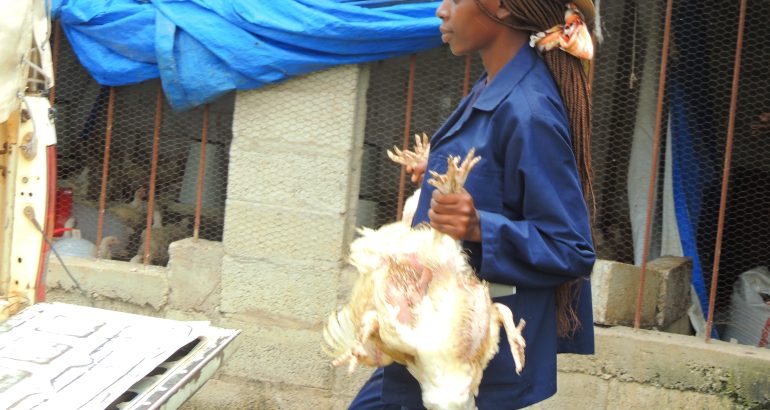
[{"x1": 52, "y1": 0, "x2": 442, "y2": 110}]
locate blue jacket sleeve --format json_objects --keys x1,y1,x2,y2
[{"x1": 477, "y1": 114, "x2": 595, "y2": 289}]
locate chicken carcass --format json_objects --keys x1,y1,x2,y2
[{"x1": 325, "y1": 148, "x2": 526, "y2": 410}]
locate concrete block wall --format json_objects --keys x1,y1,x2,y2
[{"x1": 217, "y1": 64, "x2": 373, "y2": 407}]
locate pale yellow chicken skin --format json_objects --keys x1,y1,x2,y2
[{"x1": 325, "y1": 147, "x2": 526, "y2": 410}]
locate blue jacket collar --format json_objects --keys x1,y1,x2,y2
[{"x1": 473, "y1": 45, "x2": 538, "y2": 112}]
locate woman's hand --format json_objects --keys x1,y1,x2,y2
[
  {"x1": 406, "y1": 159, "x2": 427, "y2": 185},
  {"x1": 428, "y1": 188, "x2": 481, "y2": 242}
]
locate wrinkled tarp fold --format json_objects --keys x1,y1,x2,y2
[{"x1": 52, "y1": 0, "x2": 442, "y2": 110}]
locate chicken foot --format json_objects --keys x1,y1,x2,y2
[
  {"x1": 428, "y1": 148, "x2": 481, "y2": 195},
  {"x1": 388, "y1": 132, "x2": 430, "y2": 168},
  {"x1": 493, "y1": 303, "x2": 526, "y2": 374}
]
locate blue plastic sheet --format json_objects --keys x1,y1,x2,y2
[{"x1": 52, "y1": 0, "x2": 442, "y2": 110}]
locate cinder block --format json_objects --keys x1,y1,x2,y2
[
  {"x1": 220, "y1": 255, "x2": 339, "y2": 324},
  {"x1": 222, "y1": 199, "x2": 347, "y2": 262},
  {"x1": 591, "y1": 259, "x2": 660, "y2": 327},
  {"x1": 215, "y1": 317, "x2": 332, "y2": 390},
  {"x1": 232, "y1": 65, "x2": 364, "y2": 155},
  {"x1": 646, "y1": 256, "x2": 692, "y2": 328},
  {"x1": 167, "y1": 238, "x2": 223, "y2": 312},
  {"x1": 227, "y1": 149, "x2": 352, "y2": 214}
]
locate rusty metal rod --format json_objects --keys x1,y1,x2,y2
[
  {"x1": 193, "y1": 105, "x2": 210, "y2": 241},
  {"x1": 396, "y1": 54, "x2": 417, "y2": 220},
  {"x1": 46, "y1": 21, "x2": 62, "y2": 240},
  {"x1": 634, "y1": 0, "x2": 674, "y2": 329},
  {"x1": 95, "y1": 87, "x2": 116, "y2": 256},
  {"x1": 706, "y1": 0, "x2": 747, "y2": 342},
  {"x1": 49, "y1": 21, "x2": 61, "y2": 106},
  {"x1": 143, "y1": 85, "x2": 163, "y2": 265},
  {"x1": 463, "y1": 54, "x2": 472, "y2": 97}
]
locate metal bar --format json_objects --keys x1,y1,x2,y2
[
  {"x1": 396, "y1": 54, "x2": 417, "y2": 220},
  {"x1": 143, "y1": 86, "x2": 163, "y2": 265},
  {"x1": 193, "y1": 105, "x2": 210, "y2": 241},
  {"x1": 634, "y1": 0, "x2": 674, "y2": 329},
  {"x1": 49, "y1": 21, "x2": 61, "y2": 106},
  {"x1": 95, "y1": 87, "x2": 116, "y2": 256},
  {"x1": 44, "y1": 21, "x2": 62, "y2": 244},
  {"x1": 463, "y1": 54, "x2": 472, "y2": 97},
  {"x1": 705, "y1": 0, "x2": 747, "y2": 342}
]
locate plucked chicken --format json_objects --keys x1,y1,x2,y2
[{"x1": 325, "y1": 144, "x2": 526, "y2": 410}]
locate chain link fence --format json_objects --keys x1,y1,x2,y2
[{"x1": 358, "y1": 49, "x2": 483, "y2": 228}]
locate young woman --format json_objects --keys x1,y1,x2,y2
[{"x1": 350, "y1": 0, "x2": 596, "y2": 408}]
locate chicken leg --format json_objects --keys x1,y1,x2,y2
[
  {"x1": 427, "y1": 148, "x2": 481, "y2": 195},
  {"x1": 494, "y1": 303, "x2": 526, "y2": 374},
  {"x1": 388, "y1": 132, "x2": 430, "y2": 168},
  {"x1": 388, "y1": 133, "x2": 431, "y2": 225}
]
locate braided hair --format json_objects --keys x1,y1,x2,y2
[{"x1": 474, "y1": 0, "x2": 595, "y2": 338}]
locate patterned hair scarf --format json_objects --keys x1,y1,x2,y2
[{"x1": 529, "y1": 3, "x2": 594, "y2": 60}]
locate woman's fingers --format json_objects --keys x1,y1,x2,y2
[{"x1": 428, "y1": 189, "x2": 481, "y2": 241}]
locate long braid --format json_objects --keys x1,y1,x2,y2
[{"x1": 475, "y1": 0, "x2": 595, "y2": 337}]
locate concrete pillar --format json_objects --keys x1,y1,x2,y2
[{"x1": 219, "y1": 64, "x2": 370, "y2": 404}]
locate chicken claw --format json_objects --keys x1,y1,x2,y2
[
  {"x1": 427, "y1": 148, "x2": 482, "y2": 194},
  {"x1": 387, "y1": 133, "x2": 431, "y2": 168}
]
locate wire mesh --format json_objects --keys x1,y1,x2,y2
[
  {"x1": 358, "y1": 47, "x2": 483, "y2": 229},
  {"x1": 52, "y1": 32, "x2": 233, "y2": 266},
  {"x1": 48, "y1": 0, "x2": 770, "y2": 347},
  {"x1": 593, "y1": 0, "x2": 770, "y2": 345}
]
